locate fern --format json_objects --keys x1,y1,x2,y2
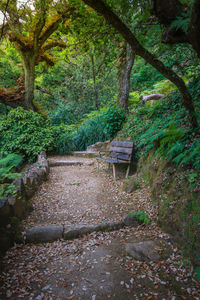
[
  {"x1": 169, "y1": 13, "x2": 190, "y2": 33},
  {"x1": 0, "y1": 153, "x2": 22, "y2": 182}
]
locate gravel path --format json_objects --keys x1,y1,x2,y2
[{"x1": 0, "y1": 156, "x2": 200, "y2": 299}]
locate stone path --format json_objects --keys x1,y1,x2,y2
[{"x1": 0, "y1": 156, "x2": 200, "y2": 299}]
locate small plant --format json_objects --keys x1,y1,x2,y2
[
  {"x1": 129, "y1": 210, "x2": 151, "y2": 225},
  {"x1": 3, "y1": 184, "x2": 18, "y2": 198}
]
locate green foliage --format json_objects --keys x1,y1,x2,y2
[
  {"x1": 0, "y1": 154, "x2": 22, "y2": 183},
  {"x1": 103, "y1": 105, "x2": 126, "y2": 139},
  {"x1": 49, "y1": 102, "x2": 85, "y2": 126},
  {"x1": 52, "y1": 105, "x2": 126, "y2": 153},
  {"x1": 128, "y1": 210, "x2": 151, "y2": 225},
  {"x1": 52, "y1": 124, "x2": 75, "y2": 154},
  {"x1": 0, "y1": 43, "x2": 22, "y2": 89},
  {"x1": 169, "y1": 12, "x2": 190, "y2": 33},
  {"x1": 73, "y1": 116, "x2": 107, "y2": 151},
  {"x1": 0, "y1": 108, "x2": 54, "y2": 161},
  {"x1": 119, "y1": 77, "x2": 200, "y2": 186}
]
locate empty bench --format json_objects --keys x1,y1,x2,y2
[{"x1": 96, "y1": 141, "x2": 134, "y2": 180}]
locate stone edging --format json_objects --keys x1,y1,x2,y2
[
  {"x1": 25, "y1": 214, "x2": 143, "y2": 243},
  {"x1": 0, "y1": 152, "x2": 49, "y2": 255}
]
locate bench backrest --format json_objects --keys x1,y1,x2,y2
[{"x1": 110, "y1": 141, "x2": 134, "y2": 162}]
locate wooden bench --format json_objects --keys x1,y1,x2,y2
[{"x1": 96, "y1": 141, "x2": 135, "y2": 180}]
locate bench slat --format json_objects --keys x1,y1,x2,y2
[
  {"x1": 97, "y1": 157, "x2": 129, "y2": 164},
  {"x1": 111, "y1": 141, "x2": 134, "y2": 148},
  {"x1": 110, "y1": 146, "x2": 133, "y2": 154},
  {"x1": 110, "y1": 152, "x2": 131, "y2": 161}
]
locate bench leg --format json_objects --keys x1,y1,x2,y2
[
  {"x1": 113, "y1": 164, "x2": 116, "y2": 181},
  {"x1": 126, "y1": 165, "x2": 130, "y2": 178},
  {"x1": 97, "y1": 160, "x2": 99, "y2": 171}
]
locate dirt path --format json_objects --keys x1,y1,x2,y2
[
  {"x1": 0, "y1": 156, "x2": 200, "y2": 300},
  {"x1": 21, "y1": 156, "x2": 153, "y2": 227}
]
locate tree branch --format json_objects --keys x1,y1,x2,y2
[
  {"x1": 141, "y1": 94, "x2": 165, "y2": 101},
  {"x1": 82, "y1": 0, "x2": 198, "y2": 127},
  {"x1": 42, "y1": 40, "x2": 67, "y2": 51},
  {"x1": 0, "y1": 0, "x2": 10, "y2": 39},
  {"x1": 36, "y1": 85, "x2": 52, "y2": 96}
]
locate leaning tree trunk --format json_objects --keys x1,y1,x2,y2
[
  {"x1": 82, "y1": 0, "x2": 198, "y2": 128},
  {"x1": 21, "y1": 52, "x2": 36, "y2": 110},
  {"x1": 117, "y1": 43, "x2": 135, "y2": 112}
]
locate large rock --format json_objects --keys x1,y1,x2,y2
[
  {"x1": 122, "y1": 177, "x2": 141, "y2": 193},
  {"x1": 25, "y1": 225, "x2": 63, "y2": 243},
  {"x1": 126, "y1": 241, "x2": 160, "y2": 262},
  {"x1": 87, "y1": 140, "x2": 110, "y2": 153},
  {"x1": 122, "y1": 214, "x2": 140, "y2": 226}
]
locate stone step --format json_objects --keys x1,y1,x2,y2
[
  {"x1": 73, "y1": 151, "x2": 98, "y2": 158},
  {"x1": 49, "y1": 160, "x2": 84, "y2": 167},
  {"x1": 24, "y1": 214, "x2": 144, "y2": 243}
]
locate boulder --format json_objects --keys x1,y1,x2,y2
[
  {"x1": 126, "y1": 241, "x2": 160, "y2": 262},
  {"x1": 86, "y1": 140, "x2": 110, "y2": 153},
  {"x1": 122, "y1": 177, "x2": 140, "y2": 193},
  {"x1": 122, "y1": 214, "x2": 140, "y2": 226}
]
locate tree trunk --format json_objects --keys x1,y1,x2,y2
[
  {"x1": 91, "y1": 55, "x2": 99, "y2": 110},
  {"x1": 151, "y1": 0, "x2": 200, "y2": 58},
  {"x1": 188, "y1": 0, "x2": 200, "y2": 58},
  {"x1": 21, "y1": 52, "x2": 36, "y2": 110},
  {"x1": 82, "y1": 0, "x2": 198, "y2": 128},
  {"x1": 117, "y1": 43, "x2": 134, "y2": 112}
]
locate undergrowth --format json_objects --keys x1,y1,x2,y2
[{"x1": 119, "y1": 78, "x2": 200, "y2": 187}]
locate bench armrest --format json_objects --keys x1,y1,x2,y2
[{"x1": 99, "y1": 150, "x2": 110, "y2": 158}]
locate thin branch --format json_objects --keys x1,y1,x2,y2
[
  {"x1": 36, "y1": 85, "x2": 52, "y2": 96},
  {"x1": 0, "y1": 0, "x2": 10, "y2": 40}
]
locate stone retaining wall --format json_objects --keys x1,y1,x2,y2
[{"x1": 0, "y1": 152, "x2": 49, "y2": 256}]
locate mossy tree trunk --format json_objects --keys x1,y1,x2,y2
[
  {"x1": 21, "y1": 52, "x2": 36, "y2": 110},
  {"x1": 117, "y1": 43, "x2": 135, "y2": 112}
]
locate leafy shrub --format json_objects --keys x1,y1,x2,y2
[
  {"x1": 103, "y1": 105, "x2": 126, "y2": 139},
  {"x1": 52, "y1": 124, "x2": 75, "y2": 154},
  {"x1": 0, "y1": 107, "x2": 54, "y2": 161}
]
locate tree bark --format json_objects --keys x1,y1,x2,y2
[
  {"x1": 21, "y1": 53, "x2": 36, "y2": 110},
  {"x1": 117, "y1": 43, "x2": 135, "y2": 112},
  {"x1": 82, "y1": 0, "x2": 198, "y2": 127}
]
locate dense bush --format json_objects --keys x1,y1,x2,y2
[
  {"x1": 54, "y1": 105, "x2": 126, "y2": 153},
  {"x1": 0, "y1": 108, "x2": 54, "y2": 161},
  {"x1": 73, "y1": 105, "x2": 125, "y2": 151},
  {"x1": 52, "y1": 124, "x2": 75, "y2": 154}
]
